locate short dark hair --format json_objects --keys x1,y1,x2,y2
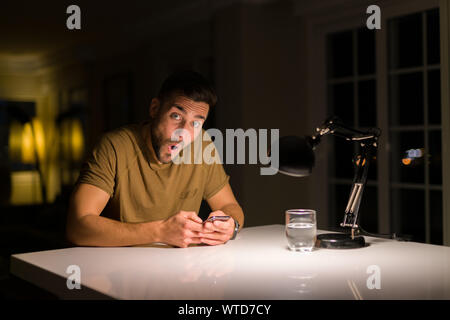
[{"x1": 157, "y1": 70, "x2": 217, "y2": 108}]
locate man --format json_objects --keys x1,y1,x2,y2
[{"x1": 66, "y1": 71, "x2": 244, "y2": 248}]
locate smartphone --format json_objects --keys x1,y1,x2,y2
[{"x1": 203, "y1": 216, "x2": 231, "y2": 223}]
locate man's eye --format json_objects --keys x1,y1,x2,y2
[
  {"x1": 193, "y1": 121, "x2": 202, "y2": 128},
  {"x1": 171, "y1": 113, "x2": 181, "y2": 120}
]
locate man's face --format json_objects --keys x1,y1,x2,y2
[{"x1": 150, "y1": 95, "x2": 209, "y2": 164}]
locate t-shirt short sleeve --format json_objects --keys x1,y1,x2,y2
[{"x1": 76, "y1": 135, "x2": 117, "y2": 197}]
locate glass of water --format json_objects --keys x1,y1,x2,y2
[{"x1": 285, "y1": 209, "x2": 317, "y2": 252}]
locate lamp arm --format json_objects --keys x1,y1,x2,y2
[
  {"x1": 301, "y1": 117, "x2": 383, "y2": 240},
  {"x1": 340, "y1": 141, "x2": 376, "y2": 235},
  {"x1": 311, "y1": 117, "x2": 381, "y2": 147},
  {"x1": 309, "y1": 116, "x2": 381, "y2": 239}
]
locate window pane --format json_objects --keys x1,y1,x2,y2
[
  {"x1": 430, "y1": 190, "x2": 443, "y2": 245},
  {"x1": 327, "y1": 31, "x2": 353, "y2": 78},
  {"x1": 427, "y1": 9, "x2": 440, "y2": 65},
  {"x1": 390, "y1": 131, "x2": 424, "y2": 184},
  {"x1": 389, "y1": 73, "x2": 424, "y2": 126},
  {"x1": 329, "y1": 82, "x2": 354, "y2": 127},
  {"x1": 366, "y1": 149, "x2": 378, "y2": 181},
  {"x1": 391, "y1": 188, "x2": 425, "y2": 242},
  {"x1": 428, "y1": 130, "x2": 442, "y2": 185},
  {"x1": 428, "y1": 70, "x2": 441, "y2": 125},
  {"x1": 358, "y1": 79, "x2": 376, "y2": 127},
  {"x1": 389, "y1": 13, "x2": 423, "y2": 69},
  {"x1": 357, "y1": 28, "x2": 375, "y2": 75},
  {"x1": 332, "y1": 138, "x2": 355, "y2": 179}
]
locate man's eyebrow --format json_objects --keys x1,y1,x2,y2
[
  {"x1": 173, "y1": 105, "x2": 186, "y2": 113},
  {"x1": 173, "y1": 104, "x2": 206, "y2": 120},
  {"x1": 194, "y1": 114, "x2": 206, "y2": 120}
]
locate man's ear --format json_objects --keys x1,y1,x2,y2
[{"x1": 149, "y1": 98, "x2": 161, "y2": 119}]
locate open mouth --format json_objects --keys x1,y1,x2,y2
[{"x1": 168, "y1": 142, "x2": 182, "y2": 152}]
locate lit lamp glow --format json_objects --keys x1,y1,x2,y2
[
  {"x1": 8, "y1": 118, "x2": 46, "y2": 165},
  {"x1": 21, "y1": 122, "x2": 36, "y2": 163},
  {"x1": 56, "y1": 107, "x2": 86, "y2": 187},
  {"x1": 402, "y1": 148, "x2": 424, "y2": 167},
  {"x1": 31, "y1": 118, "x2": 46, "y2": 163},
  {"x1": 70, "y1": 119, "x2": 85, "y2": 162}
]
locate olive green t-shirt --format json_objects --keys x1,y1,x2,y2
[{"x1": 75, "y1": 120, "x2": 229, "y2": 223}]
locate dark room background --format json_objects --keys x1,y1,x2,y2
[{"x1": 1, "y1": 0, "x2": 449, "y2": 298}]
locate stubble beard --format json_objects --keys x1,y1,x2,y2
[{"x1": 150, "y1": 120, "x2": 172, "y2": 164}]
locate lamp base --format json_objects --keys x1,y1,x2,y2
[{"x1": 316, "y1": 233, "x2": 365, "y2": 249}]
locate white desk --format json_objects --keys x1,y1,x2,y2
[{"x1": 10, "y1": 225, "x2": 450, "y2": 299}]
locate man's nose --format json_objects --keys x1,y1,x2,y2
[{"x1": 172, "y1": 126, "x2": 191, "y2": 142}]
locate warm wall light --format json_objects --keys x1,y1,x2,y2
[
  {"x1": 61, "y1": 118, "x2": 84, "y2": 163},
  {"x1": 21, "y1": 122, "x2": 35, "y2": 163},
  {"x1": 8, "y1": 120, "x2": 38, "y2": 164},
  {"x1": 31, "y1": 118, "x2": 46, "y2": 162},
  {"x1": 55, "y1": 105, "x2": 87, "y2": 187},
  {"x1": 17, "y1": 118, "x2": 46, "y2": 164},
  {"x1": 70, "y1": 119, "x2": 85, "y2": 162},
  {"x1": 8, "y1": 116, "x2": 47, "y2": 203}
]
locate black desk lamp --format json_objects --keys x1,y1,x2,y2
[{"x1": 276, "y1": 117, "x2": 381, "y2": 249}]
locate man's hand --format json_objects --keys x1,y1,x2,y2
[
  {"x1": 201, "y1": 210, "x2": 235, "y2": 246},
  {"x1": 159, "y1": 211, "x2": 204, "y2": 248}
]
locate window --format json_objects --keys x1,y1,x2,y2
[
  {"x1": 326, "y1": 8, "x2": 443, "y2": 244},
  {"x1": 327, "y1": 27, "x2": 379, "y2": 234},
  {"x1": 388, "y1": 9, "x2": 442, "y2": 244}
]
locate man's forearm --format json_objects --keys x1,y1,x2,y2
[
  {"x1": 220, "y1": 203, "x2": 244, "y2": 230},
  {"x1": 67, "y1": 214, "x2": 162, "y2": 247}
]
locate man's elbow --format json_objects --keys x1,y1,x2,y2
[
  {"x1": 65, "y1": 222, "x2": 80, "y2": 246},
  {"x1": 65, "y1": 217, "x2": 87, "y2": 246}
]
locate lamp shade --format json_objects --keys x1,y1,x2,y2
[{"x1": 276, "y1": 136, "x2": 315, "y2": 177}]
